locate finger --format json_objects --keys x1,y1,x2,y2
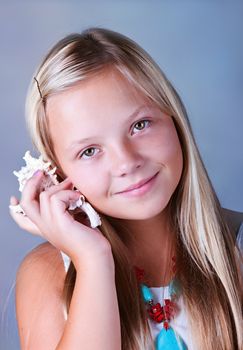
[
  {"x1": 47, "y1": 189, "x2": 81, "y2": 224},
  {"x1": 36, "y1": 178, "x2": 80, "y2": 232},
  {"x1": 40, "y1": 177, "x2": 72, "y2": 198},
  {"x1": 38, "y1": 178, "x2": 75, "y2": 220},
  {"x1": 20, "y1": 171, "x2": 70, "y2": 213},
  {"x1": 10, "y1": 196, "x2": 19, "y2": 206},
  {"x1": 9, "y1": 207, "x2": 42, "y2": 236},
  {"x1": 21, "y1": 170, "x2": 44, "y2": 204},
  {"x1": 20, "y1": 170, "x2": 48, "y2": 227},
  {"x1": 21, "y1": 174, "x2": 74, "y2": 234}
]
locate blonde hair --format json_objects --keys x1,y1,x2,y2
[{"x1": 25, "y1": 27, "x2": 243, "y2": 349}]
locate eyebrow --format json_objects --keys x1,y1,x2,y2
[{"x1": 66, "y1": 104, "x2": 151, "y2": 151}]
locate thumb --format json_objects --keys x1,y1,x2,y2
[{"x1": 10, "y1": 196, "x2": 19, "y2": 205}]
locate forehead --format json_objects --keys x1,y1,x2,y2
[
  {"x1": 46, "y1": 68, "x2": 153, "y2": 142},
  {"x1": 47, "y1": 68, "x2": 149, "y2": 117}
]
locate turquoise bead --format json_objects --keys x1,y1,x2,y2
[
  {"x1": 155, "y1": 327, "x2": 187, "y2": 350},
  {"x1": 169, "y1": 278, "x2": 180, "y2": 296},
  {"x1": 140, "y1": 283, "x2": 153, "y2": 302}
]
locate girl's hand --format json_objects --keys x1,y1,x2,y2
[
  {"x1": 9, "y1": 171, "x2": 111, "y2": 265},
  {"x1": 9, "y1": 196, "x2": 42, "y2": 236}
]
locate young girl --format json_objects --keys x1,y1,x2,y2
[{"x1": 9, "y1": 27, "x2": 243, "y2": 350}]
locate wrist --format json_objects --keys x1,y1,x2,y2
[{"x1": 72, "y1": 245, "x2": 115, "y2": 272}]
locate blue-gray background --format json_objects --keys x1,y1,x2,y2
[{"x1": 1, "y1": 1, "x2": 243, "y2": 349}]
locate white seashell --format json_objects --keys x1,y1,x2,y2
[
  {"x1": 9, "y1": 151, "x2": 101, "y2": 228},
  {"x1": 13, "y1": 150, "x2": 59, "y2": 192},
  {"x1": 69, "y1": 194, "x2": 101, "y2": 228}
]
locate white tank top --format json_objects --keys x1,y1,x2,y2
[{"x1": 60, "y1": 251, "x2": 194, "y2": 349}]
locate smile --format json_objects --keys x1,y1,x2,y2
[{"x1": 115, "y1": 172, "x2": 159, "y2": 198}]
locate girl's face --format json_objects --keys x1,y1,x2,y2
[{"x1": 47, "y1": 68, "x2": 183, "y2": 220}]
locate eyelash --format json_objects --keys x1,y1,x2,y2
[{"x1": 78, "y1": 119, "x2": 152, "y2": 160}]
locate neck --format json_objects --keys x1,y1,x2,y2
[{"x1": 112, "y1": 208, "x2": 177, "y2": 287}]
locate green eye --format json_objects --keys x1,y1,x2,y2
[
  {"x1": 84, "y1": 148, "x2": 95, "y2": 156},
  {"x1": 133, "y1": 120, "x2": 151, "y2": 133},
  {"x1": 79, "y1": 147, "x2": 98, "y2": 159}
]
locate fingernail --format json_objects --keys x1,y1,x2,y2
[
  {"x1": 10, "y1": 196, "x2": 16, "y2": 205},
  {"x1": 33, "y1": 170, "x2": 42, "y2": 177}
]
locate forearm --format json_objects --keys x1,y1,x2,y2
[{"x1": 56, "y1": 250, "x2": 121, "y2": 350}]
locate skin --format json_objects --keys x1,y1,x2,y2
[{"x1": 46, "y1": 67, "x2": 184, "y2": 285}]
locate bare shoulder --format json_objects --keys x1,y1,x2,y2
[
  {"x1": 16, "y1": 241, "x2": 66, "y2": 294},
  {"x1": 17, "y1": 241, "x2": 65, "y2": 275},
  {"x1": 16, "y1": 242, "x2": 67, "y2": 349}
]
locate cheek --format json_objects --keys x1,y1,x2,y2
[
  {"x1": 148, "y1": 126, "x2": 183, "y2": 167},
  {"x1": 70, "y1": 167, "x2": 108, "y2": 202},
  {"x1": 164, "y1": 135, "x2": 182, "y2": 168},
  {"x1": 163, "y1": 130, "x2": 184, "y2": 183}
]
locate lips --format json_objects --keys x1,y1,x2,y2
[{"x1": 116, "y1": 172, "x2": 158, "y2": 194}]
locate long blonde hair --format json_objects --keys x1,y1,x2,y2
[{"x1": 25, "y1": 27, "x2": 243, "y2": 349}]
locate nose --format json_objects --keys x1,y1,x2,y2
[{"x1": 109, "y1": 141, "x2": 144, "y2": 177}]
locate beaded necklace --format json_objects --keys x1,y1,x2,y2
[{"x1": 134, "y1": 256, "x2": 187, "y2": 350}]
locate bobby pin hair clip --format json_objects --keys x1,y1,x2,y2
[{"x1": 34, "y1": 77, "x2": 43, "y2": 100}]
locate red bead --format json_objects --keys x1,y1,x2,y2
[
  {"x1": 163, "y1": 321, "x2": 169, "y2": 330},
  {"x1": 148, "y1": 303, "x2": 165, "y2": 323}
]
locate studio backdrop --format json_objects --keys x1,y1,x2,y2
[{"x1": 0, "y1": 1, "x2": 243, "y2": 349}]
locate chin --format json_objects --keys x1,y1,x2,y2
[
  {"x1": 126, "y1": 207, "x2": 165, "y2": 220},
  {"x1": 107, "y1": 199, "x2": 170, "y2": 220}
]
